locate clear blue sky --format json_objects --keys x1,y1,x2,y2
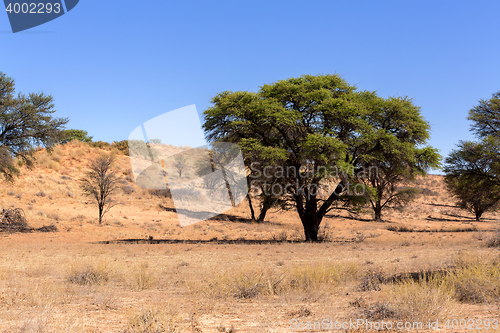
[{"x1": 2, "y1": 1, "x2": 499, "y2": 171}]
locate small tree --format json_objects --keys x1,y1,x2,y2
[
  {"x1": 81, "y1": 154, "x2": 119, "y2": 224},
  {"x1": 0, "y1": 72, "x2": 68, "y2": 181},
  {"x1": 356, "y1": 93, "x2": 440, "y2": 221},
  {"x1": 444, "y1": 91, "x2": 500, "y2": 220},
  {"x1": 173, "y1": 154, "x2": 188, "y2": 178},
  {"x1": 59, "y1": 129, "x2": 93, "y2": 144},
  {"x1": 444, "y1": 140, "x2": 500, "y2": 221}
]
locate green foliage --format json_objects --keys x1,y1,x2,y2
[
  {"x1": 203, "y1": 74, "x2": 439, "y2": 239},
  {"x1": 445, "y1": 91, "x2": 500, "y2": 220},
  {"x1": 0, "y1": 72, "x2": 68, "y2": 181},
  {"x1": 111, "y1": 140, "x2": 129, "y2": 155},
  {"x1": 60, "y1": 129, "x2": 93, "y2": 144},
  {"x1": 444, "y1": 140, "x2": 500, "y2": 220},
  {"x1": 468, "y1": 90, "x2": 500, "y2": 138},
  {"x1": 89, "y1": 140, "x2": 111, "y2": 149},
  {"x1": 355, "y1": 92, "x2": 440, "y2": 220}
]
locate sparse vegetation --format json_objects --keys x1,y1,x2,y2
[{"x1": 80, "y1": 154, "x2": 119, "y2": 224}]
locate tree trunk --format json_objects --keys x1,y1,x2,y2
[
  {"x1": 475, "y1": 209, "x2": 483, "y2": 221},
  {"x1": 297, "y1": 193, "x2": 321, "y2": 242},
  {"x1": 98, "y1": 205, "x2": 103, "y2": 225},
  {"x1": 295, "y1": 182, "x2": 344, "y2": 242},
  {"x1": 257, "y1": 195, "x2": 273, "y2": 222},
  {"x1": 221, "y1": 167, "x2": 235, "y2": 207},
  {"x1": 374, "y1": 201, "x2": 382, "y2": 222},
  {"x1": 258, "y1": 205, "x2": 269, "y2": 222},
  {"x1": 302, "y1": 218, "x2": 320, "y2": 242},
  {"x1": 247, "y1": 193, "x2": 256, "y2": 221}
]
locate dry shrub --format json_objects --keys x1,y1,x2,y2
[
  {"x1": 67, "y1": 260, "x2": 112, "y2": 285},
  {"x1": 125, "y1": 308, "x2": 180, "y2": 333},
  {"x1": 128, "y1": 262, "x2": 157, "y2": 290},
  {"x1": 0, "y1": 208, "x2": 30, "y2": 232},
  {"x1": 362, "y1": 278, "x2": 457, "y2": 324},
  {"x1": 358, "y1": 267, "x2": 386, "y2": 291},
  {"x1": 442, "y1": 253, "x2": 500, "y2": 303},
  {"x1": 122, "y1": 185, "x2": 135, "y2": 195},
  {"x1": 486, "y1": 231, "x2": 500, "y2": 248}
]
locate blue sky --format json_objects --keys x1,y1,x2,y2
[{"x1": 1, "y1": 1, "x2": 499, "y2": 172}]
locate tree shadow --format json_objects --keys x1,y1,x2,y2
[
  {"x1": 425, "y1": 203, "x2": 457, "y2": 208},
  {"x1": 324, "y1": 213, "x2": 374, "y2": 222},
  {"x1": 158, "y1": 203, "x2": 286, "y2": 225},
  {"x1": 96, "y1": 237, "x2": 357, "y2": 245}
]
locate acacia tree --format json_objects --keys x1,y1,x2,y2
[
  {"x1": 81, "y1": 154, "x2": 119, "y2": 224},
  {"x1": 204, "y1": 75, "x2": 369, "y2": 241},
  {"x1": 204, "y1": 75, "x2": 440, "y2": 240},
  {"x1": 355, "y1": 93, "x2": 440, "y2": 221},
  {"x1": 444, "y1": 91, "x2": 500, "y2": 219},
  {"x1": 0, "y1": 72, "x2": 68, "y2": 181},
  {"x1": 444, "y1": 139, "x2": 500, "y2": 220},
  {"x1": 59, "y1": 129, "x2": 93, "y2": 144},
  {"x1": 468, "y1": 91, "x2": 500, "y2": 137}
]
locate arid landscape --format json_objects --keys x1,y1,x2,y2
[{"x1": 0, "y1": 142, "x2": 498, "y2": 332}]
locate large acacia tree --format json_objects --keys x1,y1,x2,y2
[
  {"x1": 203, "y1": 74, "x2": 438, "y2": 241},
  {"x1": 0, "y1": 72, "x2": 68, "y2": 180}
]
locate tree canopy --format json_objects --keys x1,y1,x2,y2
[
  {"x1": 60, "y1": 129, "x2": 93, "y2": 144},
  {"x1": 0, "y1": 72, "x2": 68, "y2": 181}
]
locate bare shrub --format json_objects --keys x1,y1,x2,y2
[
  {"x1": 122, "y1": 185, "x2": 135, "y2": 195},
  {"x1": 67, "y1": 262, "x2": 111, "y2": 285},
  {"x1": 149, "y1": 188, "x2": 172, "y2": 199},
  {"x1": 80, "y1": 154, "x2": 119, "y2": 224},
  {"x1": 486, "y1": 231, "x2": 500, "y2": 248},
  {"x1": 442, "y1": 253, "x2": 500, "y2": 303},
  {"x1": 359, "y1": 278, "x2": 457, "y2": 324},
  {"x1": 125, "y1": 308, "x2": 180, "y2": 333},
  {"x1": 129, "y1": 263, "x2": 157, "y2": 290},
  {"x1": 358, "y1": 267, "x2": 386, "y2": 291},
  {"x1": 0, "y1": 208, "x2": 30, "y2": 232}
]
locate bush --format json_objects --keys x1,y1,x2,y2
[
  {"x1": 125, "y1": 308, "x2": 180, "y2": 333},
  {"x1": 67, "y1": 262, "x2": 111, "y2": 285},
  {"x1": 442, "y1": 254, "x2": 500, "y2": 303},
  {"x1": 122, "y1": 185, "x2": 135, "y2": 195},
  {"x1": 360, "y1": 278, "x2": 457, "y2": 324},
  {"x1": 0, "y1": 208, "x2": 30, "y2": 232},
  {"x1": 129, "y1": 262, "x2": 157, "y2": 290},
  {"x1": 149, "y1": 189, "x2": 172, "y2": 199},
  {"x1": 89, "y1": 141, "x2": 111, "y2": 150},
  {"x1": 486, "y1": 231, "x2": 500, "y2": 247},
  {"x1": 111, "y1": 140, "x2": 129, "y2": 156}
]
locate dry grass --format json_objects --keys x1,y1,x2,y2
[
  {"x1": 0, "y1": 149, "x2": 498, "y2": 332},
  {"x1": 204, "y1": 261, "x2": 360, "y2": 299}
]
